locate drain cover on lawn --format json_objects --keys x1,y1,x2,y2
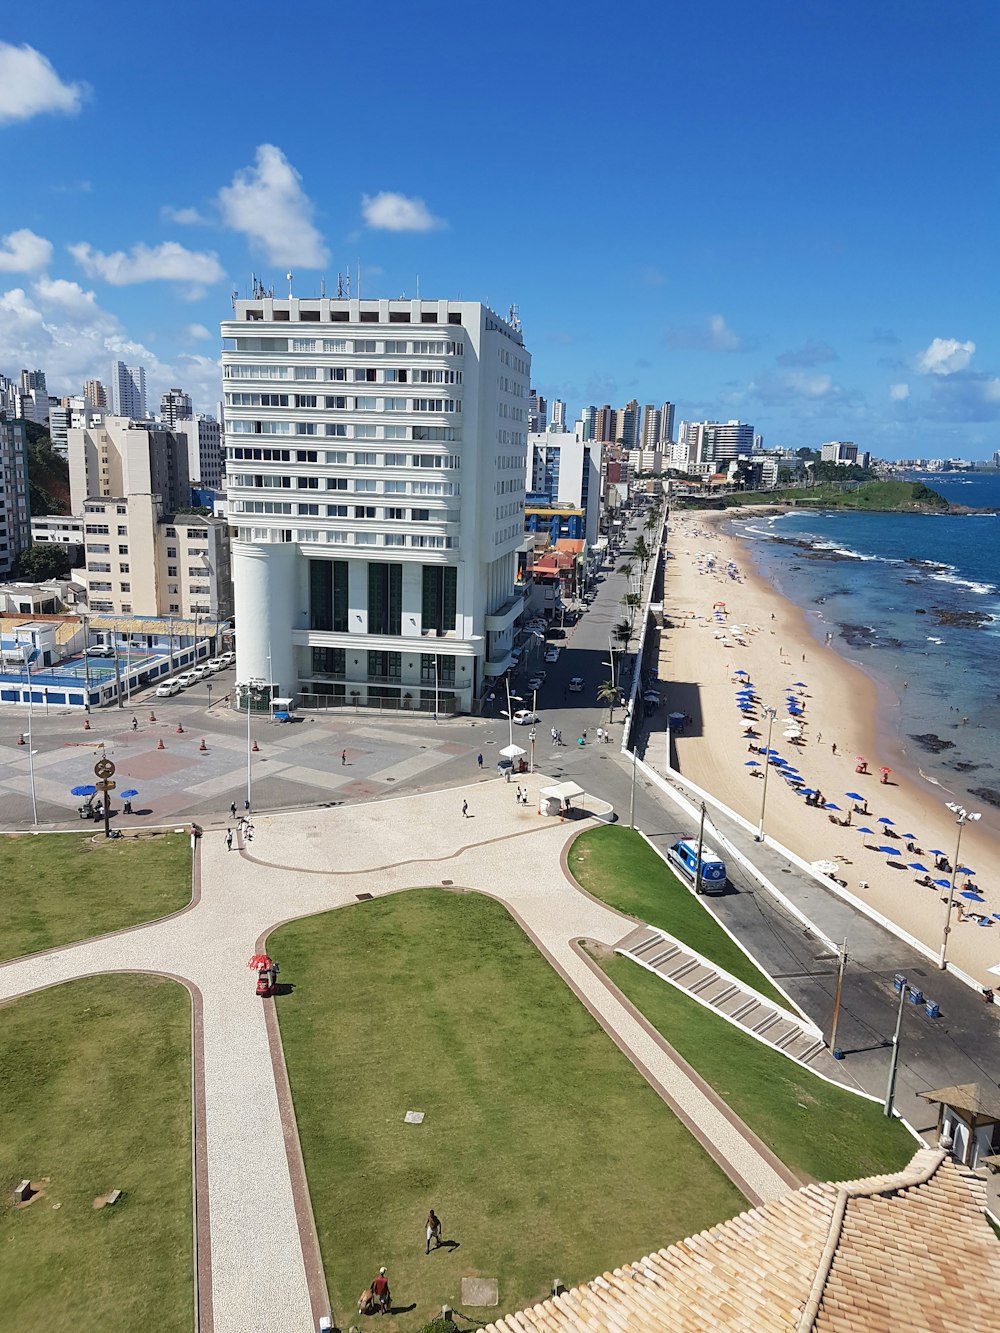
[
  {"x1": 462, "y1": 1278, "x2": 498, "y2": 1306},
  {"x1": 404, "y1": 1110, "x2": 424, "y2": 1124}
]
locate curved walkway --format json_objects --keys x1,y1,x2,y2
[{"x1": 0, "y1": 776, "x2": 798, "y2": 1331}]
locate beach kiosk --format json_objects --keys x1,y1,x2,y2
[
  {"x1": 919, "y1": 1083, "x2": 1000, "y2": 1168},
  {"x1": 539, "y1": 780, "x2": 585, "y2": 818},
  {"x1": 271, "y1": 696, "x2": 295, "y2": 722}
]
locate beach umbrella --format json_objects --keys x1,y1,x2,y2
[
  {"x1": 900, "y1": 833, "x2": 917, "y2": 842},
  {"x1": 734, "y1": 669, "x2": 749, "y2": 678},
  {"x1": 799, "y1": 787, "x2": 816, "y2": 795},
  {"x1": 824, "y1": 803, "x2": 842, "y2": 811},
  {"x1": 960, "y1": 890, "x2": 984, "y2": 900},
  {"x1": 908, "y1": 863, "x2": 928, "y2": 872},
  {"x1": 247, "y1": 953, "x2": 274, "y2": 971},
  {"x1": 812, "y1": 859, "x2": 840, "y2": 875},
  {"x1": 71, "y1": 784, "x2": 96, "y2": 797},
  {"x1": 744, "y1": 760, "x2": 760, "y2": 767},
  {"x1": 856, "y1": 827, "x2": 875, "y2": 834},
  {"x1": 792, "y1": 680, "x2": 807, "y2": 687},
  {"x1": 928, "y1": 849, "x2": 945, "y2": 857},
  {"x1": 120, "y1": 788, "x2": 139, "y2": 799},
  {"x1": 760, "y1": 747, "x2": 780, "y2": 756},
  {"x1": 877, "y1": 845, "x2": 898, "y2": 854},
  {"x1": 933, "y1": 879, "x2": 951, "y2": 888},
  {"x1": 957, "y1": 865, "x2": 974, "y2": 875},
  {"x1": 844, "y1": 792, "x2": 865, "y2": 801},
  {"x1": 877, "y1": 817, "x2": 895, "y2": 826}
]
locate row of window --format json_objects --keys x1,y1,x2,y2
[
  {"x1": 234, "y1": 500, "x2": 457, "y2": 522},
  {"x1": 225, "y1": 365, "x2": 460, "y2": 383},
  {"x1": 229, "y1": 414, "x2": 460, "y2": 439},
  {"x1": 225, "y1": 377, "x2": 460, "y2": 410},
  {"x1": 234, "y1": 527, "x2": 457, "y2": 549},
  {"x1": 309, "y1": 648, "x2": 458, "y2": 684},
  {"x1": 227, "y1": 446, "x2": 460, "y2": 466},
  {"x1": 498, "y1": 346, "x2": 529, "y2": 375},
  {"x1": 230, "y1": 473, "x2": 457, "y2": 496}
]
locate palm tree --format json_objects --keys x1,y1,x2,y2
[
  {"x1": 597, "y1": 678, "x2": 620, "y2": 723},
  {"x1": 615, "y1": 617, "x2": 633, "y2": 647},
  {"x1": 632, "y1": 535, "x2": 650, "y2": 569},
  {"x1": 618, "y1": 559, "x2": 635, "y2": 579}
]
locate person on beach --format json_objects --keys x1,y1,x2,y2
[
  {"x1": 426, "y1": 1209, "x2": 442, "y2": 1253},
  {"x1": 225, "y1": 828, "x2": 233, "y2": 850},
  {"x1": 831, "y1": 742, "x2": 837, "y2": 755},
  {"x1": 462, "y1": 800, "x2": 469, "y2": 817}
]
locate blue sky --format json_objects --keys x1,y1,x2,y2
[{"x1": 0, "y1": 0, "x2": 997, "y2": 458}]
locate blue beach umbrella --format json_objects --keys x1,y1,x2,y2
[
  {"x1": 928, "y1": 849, "x2": 945, "y2": 857},
  {"x1": 957, "y1": 866, "x2": 974, "y2": 875},
  {"x1": 933, "y1": 879, "x2": 951, "y2": 888},
  {"x1": 800, "y1": 787, "x2": 816, "y2": 795},
  {"x1": 744, "y1": 760, "x2": 760, "y2": 767},
  {"x1": 877, "y1": 845, "x2": 899, "y2": 854},
  {"x1": 120, "y1": 788, "x2": 139, "y2": 799},
  {"x1": 824, "y1": 803, "x2": 842, "y2": 811},
  {"x1": 844, "y1": 792, "x2": 865, "y2": 801},
  {"x1": 960, "y1": 890, "x2": 984, "y2": 900},
  {"x1": 71, "y1": 784, "x2": 96, "y2": 797},
  {"x1": 877, "y1": 817, "x2": 895, "y2": 826},
  {"x1": 856, "y1": 826, "x2": 875, "y2": 835},
  {"x1": 792, "y1": 680, "x2": 807, "y2": 687},
  {"x1": 908, "y1": 863, "x2": 929, "y2": 873}
]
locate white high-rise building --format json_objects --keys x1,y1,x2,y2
[
  {"x1": 221, "y1": 296, "x2": 530, "y2": 712},
  {"x1": 110, "y1": 360, "x2": 147, "y2": 419},
  {"x1": 548, "y1": 398, "x2": 566, "y2": 432},
  {"x1": 527, "y1": 431, "x2": 601, "y2": 546},
  {"x1": 175, "y1": 415, "x2": 224, "y2": 490},
  {"x1": 640, "y1": 405, "x2": 660, "y2": 450}
]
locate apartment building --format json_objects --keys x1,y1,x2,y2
[
  {"x1": 527, "y1": 430, "x2": 601, "y2": 546},
  {"x1": 174, "y1": 415, "x2": 225, "y2": 489},
  {"x1": 31, "y1": 513, "x2": 84, "y2": 546},
  {"x1": 109, "y1": 360, "x2": 147, "y2": 419},
  {"x1": 220, "y1": 296, "x2": 530, "y2": 712},
  {"x1": 0, "y1": 414, "x2": 31, "y2": 577},
  {"x1": 160, "y1": 387, "x2": 194, "y2": 428},
  {"x1": 81, "y1": 493, "x2": 232, "y2": 620},
  {"x1": 68, "y1": 417, "x2": 189, "y2": 516}
]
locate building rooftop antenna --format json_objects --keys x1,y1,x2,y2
[{"x1": 287, "y1": 272, "x2": 294, "y2": 299}]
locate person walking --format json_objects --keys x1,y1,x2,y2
[
  {"x1": 244, "y1": 798, "x2": 251, "y2": 814},
  {"x1": 131, "y1": 715, "x2": 138, "y2": 731},
  {"x1": 477, "y1": 752, "x2": 483, "y2": 768},
  {"x1": 372, "y1": 1267, "x2": 391, "y2": 1315},
  {"x1": 515, "y1": 786, "x2": 522, "y2": 804},
  {"x1": 341, "y1": 750, "x2": 347, "y2": 765},
  {"x1": 225, "y1": 828, "x2": 233, "y2": 851},
  {"x1": 426, "y1": 1209, "x2": 442, "y2": 1254},
  {"x1": 462, "y1": 799, "x2": 468, "y2": 818},
  {"x1": 230, "y1": 801, "x2": 237, "y2": 819}
]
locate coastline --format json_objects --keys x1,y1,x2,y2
[{"x1": 660, "y1": 506, "x2": 1000, "y2": 989}]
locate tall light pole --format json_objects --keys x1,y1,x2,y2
[
  {"x1": 884, "y1": 977, "x2": 908, "y2": 1117},
  {"x1": 755, "y1": 707, "x2": 777, "y2": 842},
  {"x1": 694, "y1": 800, "x2": 707, "y2": 894},
  {"x1": 938, "y1": 803, "x2": 981, "y2": 971},
  {"x1": 245, "y1": 682, "x2": 253, "y2": 810},
  {"x1": 21, "y1": 643, "x2": 38, "y2": 826}
]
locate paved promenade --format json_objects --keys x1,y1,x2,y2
[{"x1": 0, "y1": 777, "x2": 799, "y2": 1330}]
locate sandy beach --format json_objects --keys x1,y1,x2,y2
[{"x1": 660, "y1": 507, "x2": 1000, "y2": 990}]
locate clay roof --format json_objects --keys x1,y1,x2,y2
[
  {"x1": 919, "y1": 1082, "x2": 1000, "y2": 1120},
  {"x1": 481, "y1": 1150, "x2": 1000, "y2": 1332}
]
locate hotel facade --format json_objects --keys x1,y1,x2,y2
[{"x1": 220, "y1": 298, "x2": 530, "y2": 712}]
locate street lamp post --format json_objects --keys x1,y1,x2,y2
[
  {"x1": 21, "y1": 644, "x2": 37, "y2": 826},
  {"x1": 755, "y1": 707, "x2": 777, "y2": 841},
  {"x1": 529, "y1": 729, "x2": 536, "y2": 774},
  {"x1": 694, "y1": 800, "x2": 707, "y2": 895},
  {"x1": 938, "y1": 803, "x2": 981, "y2": 971},
  {"x1": 884, "y1": 977, "x2": 908, "y2": 1117},
  {"x1": 245, "y1": 683, "x2": 253, "y2": 810}
]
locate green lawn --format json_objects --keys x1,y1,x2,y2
[
  {"x1": 0, "y1": 975, "x2": 193, "y2": 1330},
  {"x1": 0, "y1": 831, "x2": 191, "y2": 962},
  {"x1": 602, "y1": 955, "x2": 915, "y2": 1183},
  {"x1": 272, "y1": 891, "x2": 746, "y2": 1330},
  {"x1": 567, "y1": 826, "x2": 788, "y2": 1007}
]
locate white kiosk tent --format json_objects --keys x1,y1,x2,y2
[
  {"x1": 271, "y1": 696, "x2": 295, "y2": 721},
  {"x1": 538, "y1": 780, "x2": 585, "y2": 817}
]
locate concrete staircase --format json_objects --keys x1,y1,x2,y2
[{"x1": 616, "y1": 924, "x2": 833, "y2": 1072}]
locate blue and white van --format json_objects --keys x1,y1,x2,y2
[{"x1": 667, "y1": 839, "x2": 727, "y2": 894}]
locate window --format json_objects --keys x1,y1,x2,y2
[
  {"x1": 297, "y1": 503, "x2": 320, "y2": 515},
  {"x1": 326, "y1": 424, "x2": 347, "y2": 436},
  {"x1": 118, "y1": 544, "x2": 129, "y2": 555},
  {"x1": 384, "y1": 369, "x2": 407, "y2": 383},
  {"x1": 326, "y1": 395, "x2": 348, "y2": 409},
  {"x1": 388, "y1": 311, "x2": 410, "y2": 323},
  {"x1": 120, "y1": 582, "x2": 131, "y2": 592},
  {"x1": 117, "y1": 525, "x2": 128, "y2": 536},
  {"x1": 327, "y1": 504, "x2": 348, "y2": 517},
  {"x1": 323, "y1": 339, "x2": 348, "y2": 353},
  {"x1": 85, "y1": 524, "x2": 109, "y2": 535},
  {"x1": 354, "y1": 424, "x2": 376, "y2": 438},
  {"x1": 295, "y1": 450, "x2": 317, "y2": 462},
  {"x1": 384, "y1": 426, "x2": 407, "y2": 440},
  {"x1": 422, "y1": 565, "x2": 458, "y2": 633},
  {"x1": 411, "y1": 508, "x2": 430, "y2": 522},
  {"x1": 382, "y1": 397, "x2": 407, "y2": 411},
  {"x1": 328, "y1": 367, "x2": 348, "y2": 381},
  {"x1": 296, "y1": 422, "x2": 318, "y2": 434},
  {"x1": 368, "y1": 649, "x2": 401, "y2": 681},
  {"x1": 384, "y1": 506, "x2": 405, "y2": 521},
  {"x1": 116, "y1": 505, "x2": 126, "y2": 515},
  {"x1": 421, "y1": 652, "x2": 456, "y2": 684},
  {"x1": 354, "y1": 452, "x2": 377, "y2": 466},
  {"x1": 383, "y1": 340, "x2": 407, "y2": 353},
  {"x1": 383, "y1": 533, "x2": 405, "y2": 546},
  {"x1": 296, "y1": 476, "x2": 319, "y2": 488},
  {"x1": 327, "y1": 478, "x2": 348, "y2": 490},
  {"x1": 309, "y1": 560, "x2": 348, "y2": 632},
  {"x1": 354, "y1": 479, "x2": 376, "y2": 492},
  {"x1": 354, "y1": 505, "x2": 376, "y2": 518},
  {"x1": 119, "y1": 563, "x2": 130, "y2": 573},
  {"x1": 355, "y1": 396, "x2": 377, "y2": 410},
  {"x1": 292, "y1": 338, "x2": 317, "y2": 352},
  {"x1": 368, "y1": 563, "x2": 402, "y2": 635},
  {"x1": 311, "y1": 645, "x2": 345, "y2": 674},
  {"x1": 294, "y1": 394, "x2": 318, "y2": 408},
  {"x1": 384, "y1": 480, "x2": 406, "y2": 493},
  {"x1": 293, "y1": 367, "x2": 317, "y2": 380},
  {"x1": 355, "y1": 368, "x2": 377, "y2": 382},
  {"x1": 384, "y1": 452, "x2": 407, "y2": 466},
  {"x1": 354, "y1": 339, "x2": 377, "y2": 353},
  {"x1": 325, "y1": 450, "x2": 348, "y2": 464}
]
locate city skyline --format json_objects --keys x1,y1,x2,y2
[{"x1": 0, "y1": 2, "x2": 997, "y2": 457}]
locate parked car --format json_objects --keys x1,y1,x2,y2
[
  {"x1": 219, "y1": 650, "x2": 235, "y2": 666},
  {"x1": 205, "y1": 658, "x2": 225, "y2": 672},
  {"x1": 512, "y1": 709, "x2": 539, "y2": 725},
  {"x1": 568, "y1": 677, "x2": 585, "y2": 693},
  {"x1": 155, "y1": 677, "x2": 181, "y2": 697},
  {"x1": 176, "y1": 671, "x2": 199, "y2": 688},
  {"x1": 543, "y1": 647, "x2": 560, "y2": 663},
  {"x1": 85, "y1": 644, "x2": 114, "y2": 657},
  {"x1": 527, "y1": 675, "x2": 545, "y2": 691}
]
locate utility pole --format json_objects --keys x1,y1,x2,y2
[
  {"x1": 755, "y1": 707, "x2": 777, "y2": 841},
  {"x1": 884, "y1": 978, "x2": 908, "y2": 1117},
  {"x1": 694, "y1": 801, "x2": 707, "y2": 895},
  {"x1": 828, "y1": 939, "x2": 848, "y2": 1053}
]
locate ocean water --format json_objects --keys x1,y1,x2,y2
[{"x1": 727, "y1": 471, "x2": 1000, "y2": 810}]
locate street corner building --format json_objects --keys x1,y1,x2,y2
[{"x1": 221, "y1": 296, "x2": 531, "y2": 714}]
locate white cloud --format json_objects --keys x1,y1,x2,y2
[
  {"x1": 0, "y1": 43, "x2": 87, "y2": 125},
  {"x1": 361, "y1": 191, "x2": 445, "y2": 232},
  {"x1": 69, "y1": 240, "x2": 226, "y2": 287},
  {"x1": 184, "y1": 323, "x2": 212, "y2": 341},
  {"x1": 218, "y1": 144, "x2": 327, "y2": 267},
  {"x1": 161, "y1": 205, "x2": 207, "y2": 226},
  {"x1": 784, "y1": 371, "x2": 832, "y2": 397},
  {"x1": 0, "y1": 275, "x2": 221, "y2": 411},
  {"x1": 889, "y1": 383, "x2": 910, "y2": 401},
  {"x1": 0, "y1": 228, "x2": 52, "y2": 272},
  {"x1": 665, "y1": 314, "x2": 748, "y2": 353},
  {"x1": 707, "y1": 315, "x2": 742, "y2": 351},
  {"x1": 917, "y1": 337, "x2": 975, "y2": 375}
]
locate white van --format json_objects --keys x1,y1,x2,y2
[{"x1": 155, "y1": 678, "x2": 181, "y2": 697}]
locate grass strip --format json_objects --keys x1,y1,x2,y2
[{"x1": 568, "y1": 825, "x2": 787, "y2": 1006}]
